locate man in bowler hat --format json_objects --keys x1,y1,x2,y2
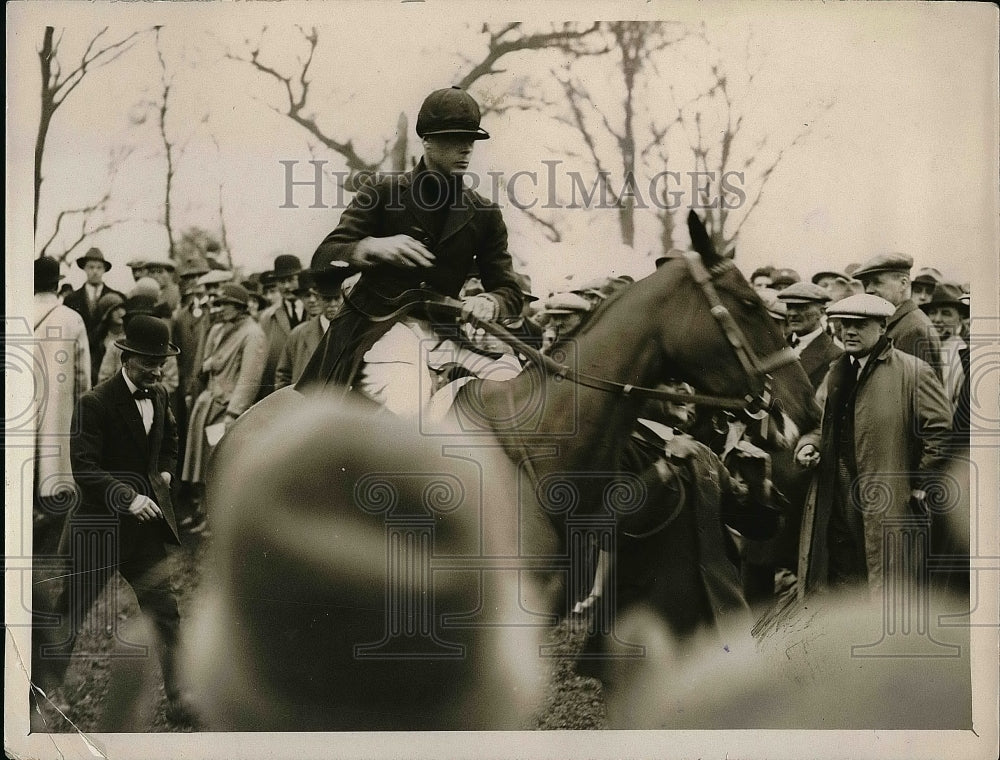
[
  {"x1": 299, "y1": 86, "x2": 524, "y2": 417},
  {"x1": 33, "y1": 315, "x2": 196, "y2": 725},
  {"x1": 257, "y1": 254, "x2": 305, "y2": 399}
]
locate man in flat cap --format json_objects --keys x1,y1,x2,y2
[
  {"x1": 795, "y1": 294, "x2": 951, "y2": 596},
  {"x1": 144, "y1": 256, "x2": 181, "y2": 313},
  {"x1": 810, "y1": 269, "x2": 856, "y2": 304},
  {"x1": 911, "y1": 266, "x2": 943, "y2": 307},
  {"x1": 770, "y1": 267, "x2": 801, "y2": 291},
  {"x1": 851, "y1": 252, "x2": 942, "y2": 379},
  {"x1": 298, "y1": 86, "x2": 524, "y2": 417},
  {"x1": 778, "y1": 282, "x2": 843, "y2": 390},
  {"x1": 540, "y1": 291, "x2": 591, "y2": 354}
]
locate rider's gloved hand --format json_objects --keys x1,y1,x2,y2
[{"x1": 461, "y1": 293, "x2": 499, "y2": 322}]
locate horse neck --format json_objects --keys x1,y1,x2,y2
[{"x1": 508, "y1": 279, "x2": 669, "y2": 475}]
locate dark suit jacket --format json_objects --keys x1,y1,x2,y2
[
  {"x1": 70, "y1": 372, "x2": 181, "y2": 548},
  {"x1": 257, "y1": 301, "x2": 295, "y2": 399},
  {"x1": 63, "y1": 284, "x2": 125, "y2": 338},
  {"x1": 887, "y1": 299, "x2": 942, "y2": 380},
  {"x1": 798, "y1": 330, "x2": 843, "y2": 391},
  {"x1": 300, "y1": 160, "x2": 523, "y2": 389}
]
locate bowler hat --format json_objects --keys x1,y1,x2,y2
[
  {"x1": 770, "y1": 268, "x2": 801, "y2": 289},
  {"x1": 919, "y1": 281, "x2": 969, "y2": 317},
  {"x1": 777, "y1": 281, "x2": 830, "y2": 304},
  {"x1": 76, "y1": 247, "x2": 113, "y2": 271},
  {"x1": 826, "y1": 294, "x2": 895, "y2": 320},
  {"x1": 34, "y1": 256, "x2": 64, "y2": 291},
  {"x1": 270, "y1": 254, "x2": 303, "y2": 278},
  {"x1": 114, "y1": 314, "x2": 180, "y2": 357},
  {"x1": 851, "y1": 252, "x2": 913, "y2": 281},
  {"x1": 416, "y1": 87, "x2": 490, "y2": 140},
  {"x1": 214, "y1": 282, "x2": 251, "y2": 308}
]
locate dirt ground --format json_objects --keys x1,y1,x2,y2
[{"x1": 28, "y1": 530, "x2": 606, "y2": 733}]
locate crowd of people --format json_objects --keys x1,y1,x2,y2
[{"x1": 28, "y1": 86, "x2": 973, "y2": 730}]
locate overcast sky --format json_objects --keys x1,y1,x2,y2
[{"x1": 7, "y1": 1, "x2": 998, "y2": 300}]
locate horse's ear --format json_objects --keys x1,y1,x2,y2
[{"x1": 687, "y1": 210, "x2": 721, "y2": 266}]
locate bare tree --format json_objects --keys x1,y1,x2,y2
[
  {"x1": 668, "y1": 29, "x2": 834, "y2": 255},
  {"x1": 35, "y1": 25, "x2": 145, "y2": 239},
  {"x1": 227, "y1": 22, "x2": 603, "y2": 183}
]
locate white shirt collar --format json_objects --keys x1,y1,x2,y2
[
  {"x1": 121, "y1": 367, "x2": 140, "y2": 395},
  {"x1": 319, "y1": 314, "x2": 330, "y2": 332},
  {"x1": 791, "y1": 325, "x2": 824, "y2": 355}
]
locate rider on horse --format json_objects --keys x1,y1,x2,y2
[{"x1": 296, "y1": 87, "x2": 525, "y2": 416}]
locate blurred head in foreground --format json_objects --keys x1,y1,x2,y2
[{"x1": 183, "y1": 395, "x2": 550, "y2": 730}]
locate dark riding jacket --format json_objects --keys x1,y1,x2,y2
[{"x1": 298, "y1": 160, "x2": 523, "y2": 390}]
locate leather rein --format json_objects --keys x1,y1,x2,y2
[{"x1": 357, "y1": 252, "x2": 798, "y2": 414}]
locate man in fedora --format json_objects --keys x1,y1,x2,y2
[
  {"x1": 911, "y1": 266, "x2": 943, "y2": 306},
  {"x1": 795, "y1": 294, "x2": 951, "y2": 595},
  {"x1": 62, "y1": 247, "x2": 125, "y2": 381},
  {"x1": 275, "y1": 264, "x2": 351, "y2": 390},
  {"x1": 298, "y1": 86, "x2": 524, "y2": 417},
  {"x1": 33, "y1": 314, "x2": 197, "y2": 725},
  {"x1": 257, "y1": 254, "x2": 305, "y2": 399},
  {"x1": 851, "y1": 252, "x2": 942, "y2": 379},
  {"x1": 920, "y1": 281, "x2": 969, "y2": 418}
]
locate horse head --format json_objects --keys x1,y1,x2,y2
[{"x1": 641, "y1": 212, "x2": 820, "y2": 449}]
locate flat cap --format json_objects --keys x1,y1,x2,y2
[
  {"x1": 826, "y1": 293, "x2": 896, "y2": 319},
  {"x1": 144, "y1": 256, "x2": 176, "y2": 272},
  {"x1": 912, "y1": 267, "x2": 943, "y2": 286},
  {"x1": 770, "y1": 268, "x2": 801, "y2": 288},
  {"x1": 198, "y1": 269, "x2": 234, "y2": 286},
  {"x1": 851, "y1": 252, "x2": 913, "y2": 280},
  {"x1": 810, "y1": 269, "x2": 851, "y2": 285},
  {"x1": 777, "y1": 281, "x2": 831, "y2": 304},
  {"x1": 126, "y1": 257, "x2": 149, "y2": 269},
  {"x1": 543, "y1": 291, "x2": 591, "y2": 314}
]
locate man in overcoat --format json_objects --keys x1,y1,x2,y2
[
  {"x1": 297, "y1": 87, "x2": 523, "y2": 416},
  {"x1": 33, "y1": 315, "x2": 195, "y2": 723},
  {"x1": 257, "y1": 254, "x2": 306, "y2": 400},
  {"x1": 62, "y1": 247, "x2": 125, "y2": 382},
  {"x1": 795, "y1": 294, "x2": 952, "y2": 595}
]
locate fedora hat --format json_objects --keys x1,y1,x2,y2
[
  {"x1": 76, "y1": 246, "x2": 113, "y2": 271},
  {"x1": 416, "y1": 87, "x2": 490, "y2": 140},
  {"x1": 270, "y1": 254, "x2": 303, "y2": 278},
  {"x1": 919, "y1": 281, "x2": 969, "y2": 317},
  {"x1": 34, "y1": 256, "x2": 64, "y2": 291},
  {"x1": 114, "y1": 314, "x2": 180, "y2": 357}
]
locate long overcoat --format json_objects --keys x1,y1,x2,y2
[
  {"x1": 34, "y1": 293, "x2": 91, "y2": 499},
  {"x1": 182, "y1": 315, "x2": 266, "y2": 483},
  {"x1": 297, "y1": 160, "x2": 522, "y2": 390},
  {"x1": 796, "y1": 340, "x2": 951, "y2": 595}
]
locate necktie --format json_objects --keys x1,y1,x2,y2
[
  {"x1": 133, "y1": 388, "x2": 154, "y2": 400},
  {"x1": 287, "y1": 300, "x2": 299, "y2": 328},
  {"x1": 788, "y1": 333, "x2": 800, "y2": 348}
]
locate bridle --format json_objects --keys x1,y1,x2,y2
[{"x1": 368, "y1": 251, "x2": 798, "y2": 415}]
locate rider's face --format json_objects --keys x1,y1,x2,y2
[{"x1": 422, "y1": 135, "x2": 476, "y2": 176}]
